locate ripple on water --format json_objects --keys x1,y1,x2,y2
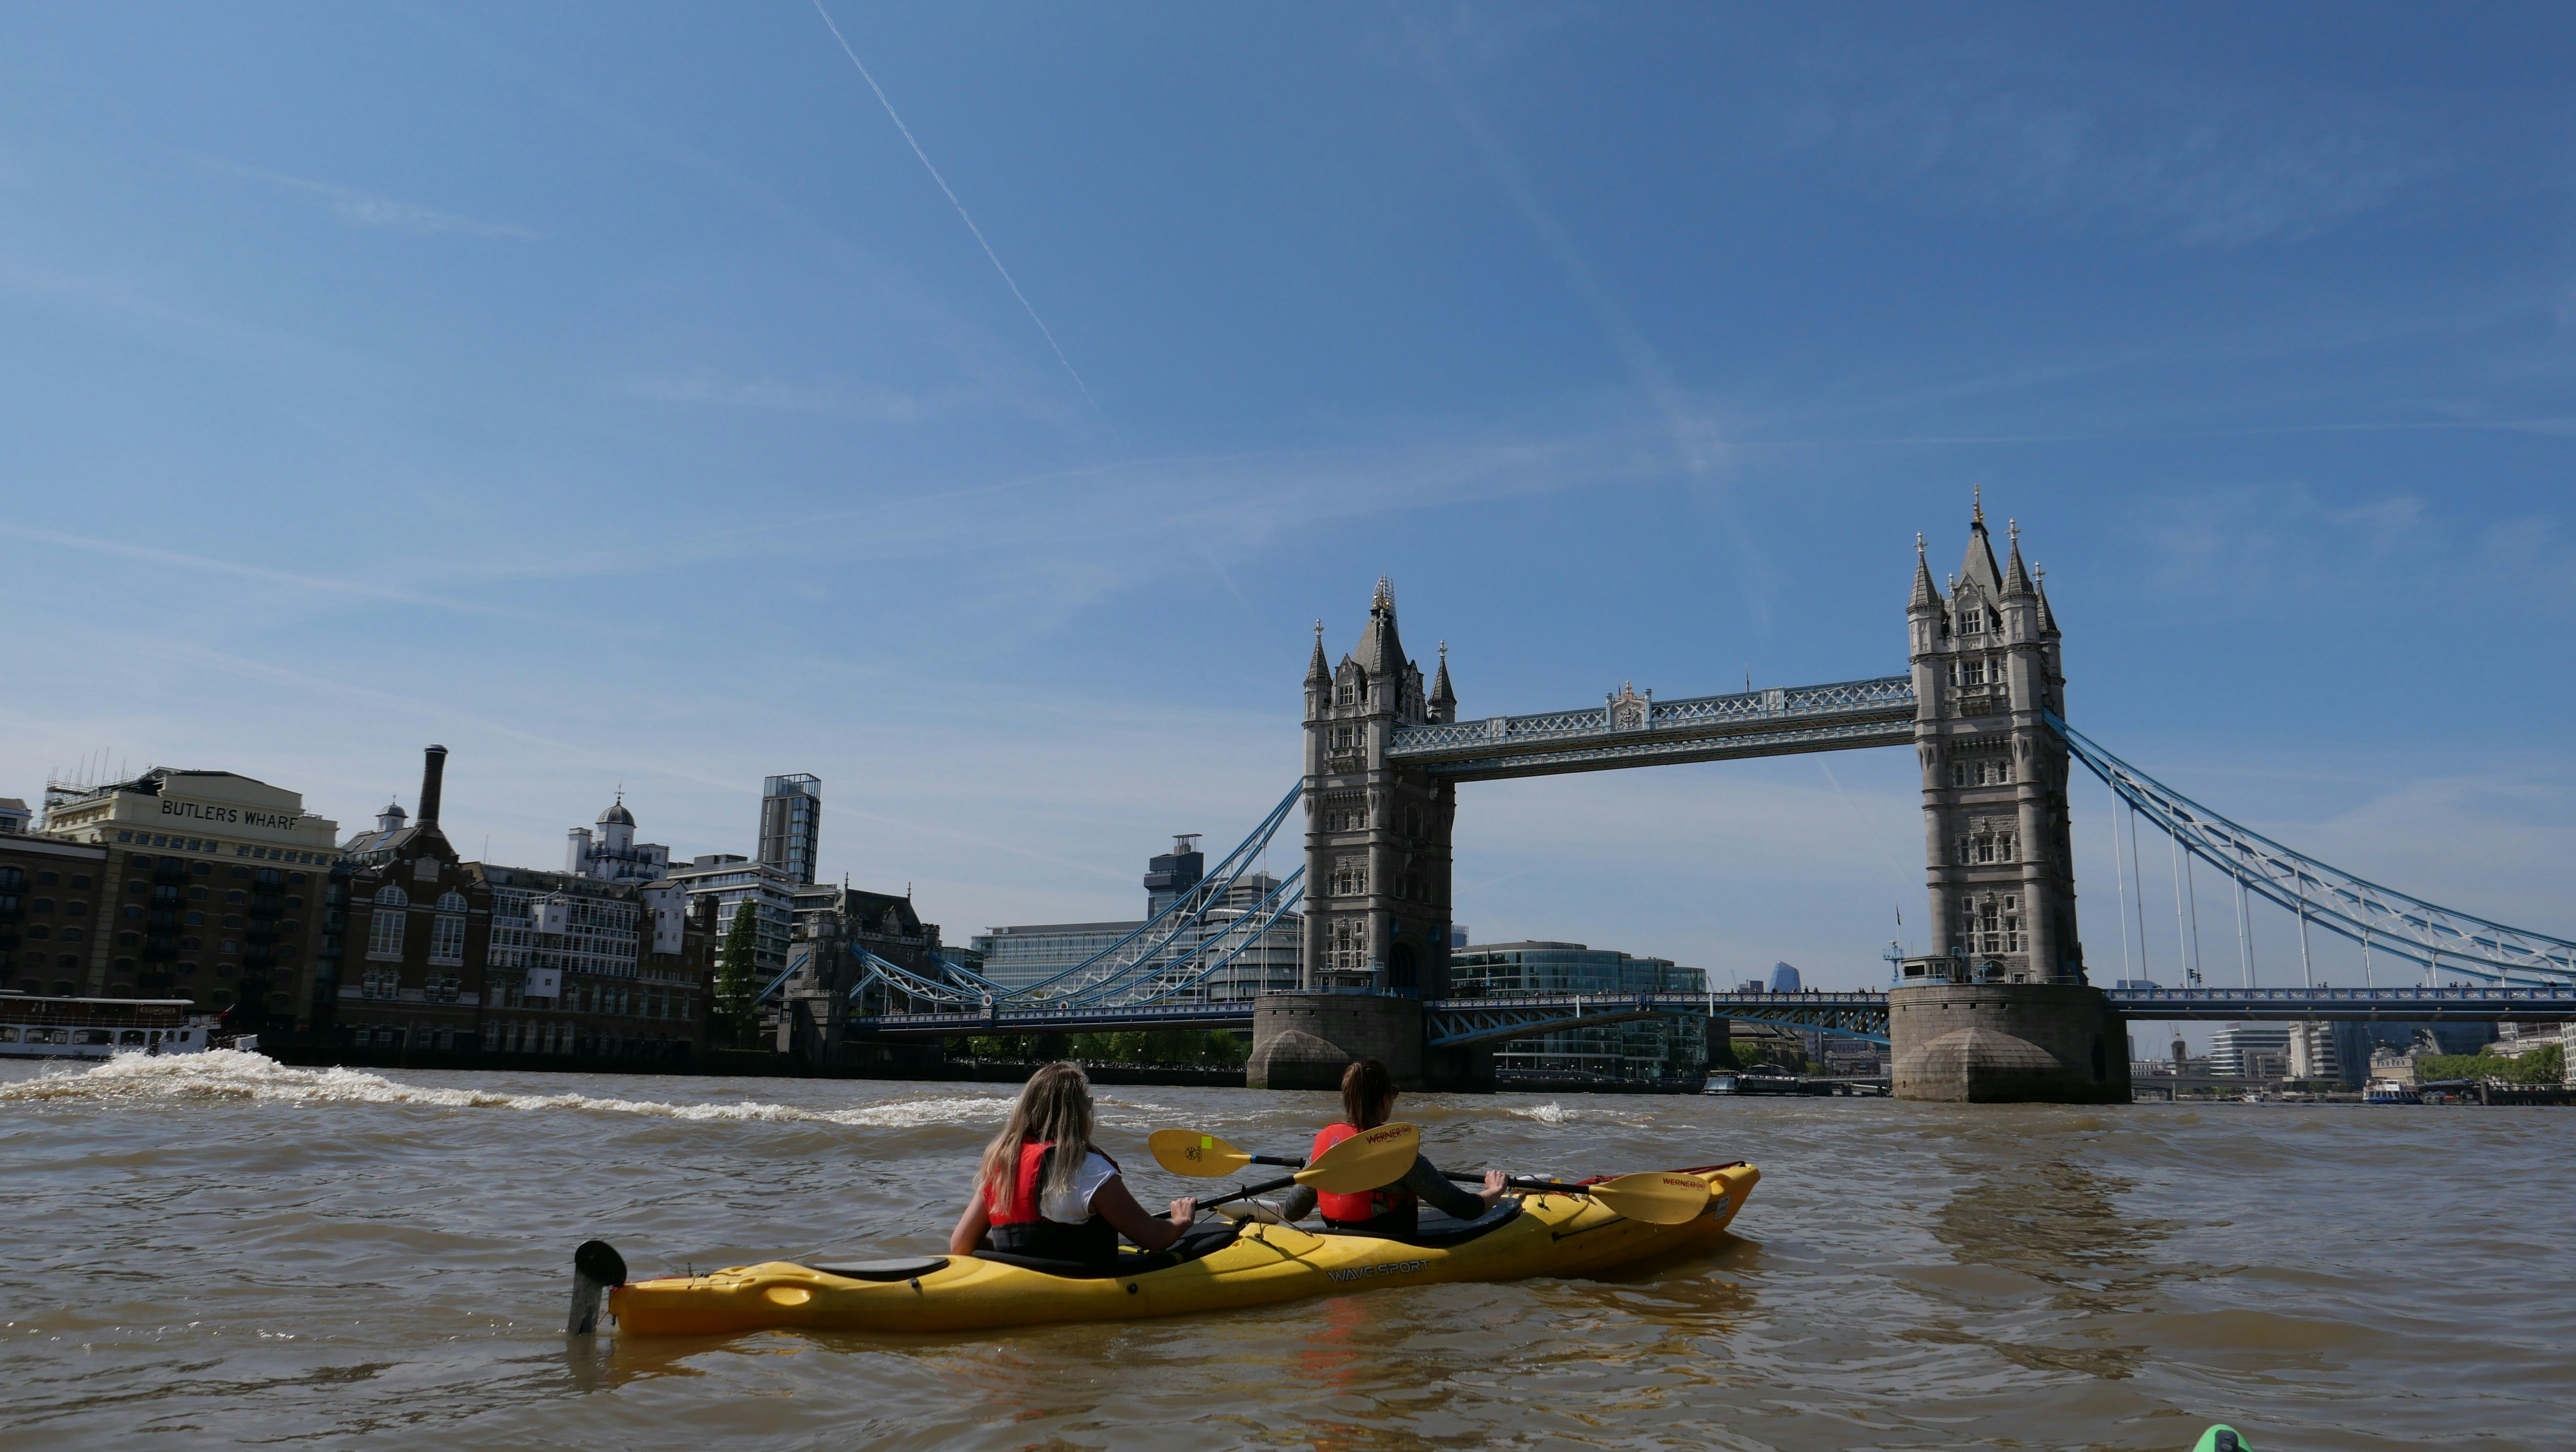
[{"x1": 2, "y1": 1056, "x2": 2572, "y2": 1450}]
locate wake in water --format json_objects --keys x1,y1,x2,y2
[{"x1": 0, "y1": 1050, "x2": 1014, "y2": 1128}]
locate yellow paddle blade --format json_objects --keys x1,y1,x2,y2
[
  {"x1": 1148, "y1": 1129, "x2": 1255, "y2": 1178},
  {"x1": 1576, "y1": 1172, "x2": 1714, "y2": 1226},
  {"x1": 1293, "y1": 1122, "x2": 1420, "y2": 1194}
]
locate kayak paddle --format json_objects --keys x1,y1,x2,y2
[
  {"x1": 1445, "y1": 1170, "x2": 1713, "y2": 1226},
  {"x1": 1148, "y1": 1128, "x2": 1301, "y2": 1178},
  {"x1": 1197, "y1": 1122, "x2": 1420, "y2": 1212}
]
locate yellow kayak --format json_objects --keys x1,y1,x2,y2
[{"x1": 608, "y1": 1162, "x2": 1756, "y2": 1337}]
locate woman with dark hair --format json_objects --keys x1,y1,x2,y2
[
  {"x1": 950, "y1": 1061, "x2": 1198, "y2": 1268},
  {"x1": 1309, "y1": 1058, "x2": 1506, "y2": 1238}
]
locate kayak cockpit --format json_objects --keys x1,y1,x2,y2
[
  {"x1": 1314, "y1": 1198, "x2": 1526, "y2": 1249},
  {"x1": 969, "y1": 1222, "x2": 1244, "y2": 1280}
]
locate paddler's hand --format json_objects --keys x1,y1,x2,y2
[
  {"x1": 1476, "y1": 1170, "x2": 1508, "y2": 1208},
  {"x1": 1168, "y1": 1196, "x2": 1198, "y2": 1230}
]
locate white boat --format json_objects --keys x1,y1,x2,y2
[
  {"x1": 0, "y1": 994, "x2": 226, "y2": 1060},
  {"x1": 2364, "y1": 1080, "x2": 2421, "y2": 1104}
]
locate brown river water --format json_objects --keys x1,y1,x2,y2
[{"x1": 2, "y1": 1052, "x2": 2568, "y2": 1451}]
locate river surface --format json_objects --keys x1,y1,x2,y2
[{"x1": 2, "y1": 1052, "x2": 2568, "y2": 1451}]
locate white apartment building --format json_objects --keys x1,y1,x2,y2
[
  {"x1": 564, "y1": 796, "x2": 672, "y2": 886},
  {"x1": 2208, "y1": 1024, "x2": 2292, "y2": 1078}
]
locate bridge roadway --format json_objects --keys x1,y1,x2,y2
[{"x1": 850, "y1": 984, "x2": 2576, "y2": 1047}]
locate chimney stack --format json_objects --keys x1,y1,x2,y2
[{"x1": 418, "y1": 744, "x2": 448, "y2": 826}]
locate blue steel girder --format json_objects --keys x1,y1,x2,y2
[
  {"x1": 854, "y1": 999, "x2": 1256, "y2": 1040},
  {"x1": 2052, "y1": 713, "x2": 2576, "y2": 986},
  {"x1": 1388, "y1": 676, "x2": 1916, "y2": 782},
  {"x1": 2104, "y1": 985, "x2": 2576, "y2": 1022},
  {"x1": 1424, "y1": 990, "x2": 1894, "y2": 1048}
]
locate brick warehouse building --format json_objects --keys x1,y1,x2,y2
[
  {"x1": 306, "y1": 746, "x2": 718, "y2": 1066},
  {"x1": 24, "y1": 768, "x2": 339, "y2": 1022}
]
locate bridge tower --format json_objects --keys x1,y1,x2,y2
[
  {"x1": 1300, "y1": 579, "x2": 1456, "y2": 996},
  {"x1": 1892, "y1": 498, "x2": 2128, "y2": 1102},
  {"x1": 1249, "y1": 580, "x2": 1477, "y2": 1090}
]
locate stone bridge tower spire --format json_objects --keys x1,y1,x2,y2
[
  {"x1": 1894, "y1": 503, "x2": 2125, "y2": 1102},
  {"x1": 1299, "y1": 578, "x2": 1454, "y2": 999},
  {"x1": 1910, "y1": 509, "x2": 2078, "y2": 982}
]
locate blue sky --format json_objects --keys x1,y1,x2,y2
[{"x1": 4, "y1": 4, "x2": 2572, "y2": 1008}]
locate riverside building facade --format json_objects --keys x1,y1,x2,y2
[
  {"x1": 1449, "y1": 940, "x2": 1711, "y2": 1086},
  {"x1": 28, "y1": 767, "x2": 338, "y2": 1014},
  {"x1": 324, "y1": 747, "x2": 716, "y2": 1062},
  {"x1": 668, "y1": 854, "x2": 796, "y2": 985}
]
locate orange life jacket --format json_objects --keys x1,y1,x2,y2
[
  {"x1": 986, "y1": 1140, "x2": 1120, "y2": 1265},
  {"x1": 1312, "y1": 1122, "x2": 1416, "y2": 1234}
]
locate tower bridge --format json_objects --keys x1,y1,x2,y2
[{"x1": 812, "y1": 499, "x2": 2576, "y2": 1102}]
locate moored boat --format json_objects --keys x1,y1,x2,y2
[
  {"x1": 604, "y1": 1161, "x2": 1758, "y2": 1336},
  {"x1": 0, "y1": 994, "x2": 226, "y2": 1060}
]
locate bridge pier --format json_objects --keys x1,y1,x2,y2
[
  {"x1": 1247, "y1": 992, "x2": 1492, "y2": 1092},
  {"x1": 1888, "y1": 980, "x2": 2129, "y2": 1103}
]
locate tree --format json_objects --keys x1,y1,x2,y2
[{"x1": 715, "y1": 900, "x2": 760, "y2": 1048}]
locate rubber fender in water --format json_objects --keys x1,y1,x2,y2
[{"x1": 2191, "y1": 1426, "x2": 2250, "y2": 1452}]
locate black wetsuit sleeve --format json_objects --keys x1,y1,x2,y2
[{"x1": 1402, "y1": 1154, "x2": 1488, "y2": 1219}]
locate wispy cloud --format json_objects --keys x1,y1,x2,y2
[
  {"x1": 201, "y1": 158, "x2": 542, "y2": 240},
  {"x1": 1774, "y1": 42, "x2": 2458, "y2": 248},
  {"x1": 614, "y1": 370, "x2": 932, "y2": 422},
  {"x1": 805, "y1": 0, "x2": 1113, "y2": 434}
]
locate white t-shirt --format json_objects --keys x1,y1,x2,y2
[{"x1": 1040, "y1": 1150, "x2": 1120, "y2": 1224}]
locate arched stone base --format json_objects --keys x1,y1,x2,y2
[
  {"x1": 1890, "y1": 982, "x2": 2129, "y2": 1103},
  {"x1": 1248, "y1": 994, "x2": 1422, "y2": 1090}
]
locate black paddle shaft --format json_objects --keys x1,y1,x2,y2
[
  {"x1": 1200, "y1": 1171, "x2": 1304, "y2": 1210},
  {"x1": 1442, "y1": 1170, "x2": 1592, "y2": 1196}
]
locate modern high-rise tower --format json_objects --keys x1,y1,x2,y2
[{"x1": 758, "y1": 774, "x2": 822, "y2": 886}]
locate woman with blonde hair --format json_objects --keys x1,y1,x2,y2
[{"x1": 949, "y1": 1062, "x2": 1196, "y2": 1268}]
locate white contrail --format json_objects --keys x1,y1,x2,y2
[{"x1": 807, "y1": 0, "x2": 1112, "y2": 429}]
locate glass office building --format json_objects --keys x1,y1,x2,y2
[{"x1": 1448, "y1": 940, "x2": 1710, "y2": 1085}]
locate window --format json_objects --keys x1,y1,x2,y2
[
  {"x1": 374, "y1": 886, "x2": 408, "y2": 908},
  {"x1": 1330, "y1": 856, "x2": 1368, "y2": 897},
  {"x1": 367, "y1": 909, "x2": 406, "y2": 958},
  {"x1": 35, "y1": 872, "x2": 56, "y2": 886},
  {"x1": 1950, "y1": 762, "x2": 1966, "y2": 787},
  {"x1": 428, "y1": 914, "x2": 466, "y2": 966},
  {"x1": 1328, "y1": 918, "x2": 1362, "y2": 972},
  {"x1": 69, "y1": 876, "x2": 89, "y2": 890},
  {"x1": 1336, "y1": 684, "x2": 1354, "y2": 706},
  {"x1": 1332, "y1": 726, "x2": 1356, "y2": 751},
  {"x1": 435, "y1": 891, "x2": 467, "y2": 912},
  {"x1": 185, "y1": 911, "x2": 204, "y2": 926},
  {"x1": 2004, "y1": 897, "x2": 2023, "y2": 952},
  {"x1": 226, "y1": 890, "x2": 246, "y2": 904}
]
